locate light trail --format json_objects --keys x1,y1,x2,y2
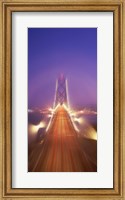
[
  {"x1": 46, "y1": 104, "x2": 60, "y2": 132},
  {"x1": 63, "y1": 104, "x2": 79, "y2": 132}
]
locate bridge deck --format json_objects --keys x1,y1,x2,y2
[{"x1": 28, "y1": 106, "x2": 97, "y2": 172}]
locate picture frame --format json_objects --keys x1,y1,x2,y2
[{"x1": 0, "y1": 0, "x2": 125, "y2": 199}]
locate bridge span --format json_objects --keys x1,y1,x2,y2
[{"x1": 28, "y1": 105, "x2": 97, "y2": 172}]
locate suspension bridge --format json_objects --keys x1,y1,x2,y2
[{"x1": 28, "y1": 74, "x2": 97, "y2": 172}]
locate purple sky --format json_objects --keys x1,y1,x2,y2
[{"x1": 28, "y1": 28, "x2": 97, "y2": 109}]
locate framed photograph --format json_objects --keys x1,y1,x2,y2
[
  {"x1": 28, "y1": 27, "x2": 97, "y2": 173},
  {"x1": 0, "y1": 0, "x2": 125, "y2": 199}
]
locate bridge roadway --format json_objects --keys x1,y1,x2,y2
[{"x1": 28, "y1": 106, "x2": 97, "y2": 172}]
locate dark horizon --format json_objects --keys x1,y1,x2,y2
[{"x1": 28, "y1": 28, "x2": 97, "y2": 110}]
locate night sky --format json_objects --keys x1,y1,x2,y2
[{"x1": 28, "y1": 28, "x2": 97, "y2": 110}]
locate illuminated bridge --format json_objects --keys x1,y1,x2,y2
[{"x1": 28, "y1": 75, "x2": 97, "y2": 172}]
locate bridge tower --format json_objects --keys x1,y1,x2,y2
[{"x1": 53, "y1": 74, "x2": 69, "y2": 108}]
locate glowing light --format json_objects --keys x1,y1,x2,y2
[
  {"x1": 53, "y1": 79, "x2": 58, "y2": 109},
  {"x1": 54, "y1": 104, "x2": 60, "y2": 111},
  {"x1": 74, "y1": 117, "x2": 84, "y2": 124},
  {"x1": 62, "y1": 104, "x2": 79, "y2": 132},
  {"x1": 92, "y1": 131, "x2": 97, "y2": 140},
  {"x1": 66, "y1": 79, "x2": 70, "y2": 109},
  {"x1": 89, "y1": 129, "x2": 97, "y2": 140},
  {"x1": 46, "y1": 120, "x2": 52, "y2": 132},
  {"x1": 29, "y1": 122, "x2": 46, "y2": 135},
  {"x1": 81, "y1": 122, "x2": 97, "y2": 141},
  {"x1": 63, "y1": 103, "x2": 70, "y2": 112},
  {"x1": 79, "y1": 109, "x2": 97, "y2": 115},
  {"x1": 48, "y1": 107, "x2": 53, "y2": 112},
  {"x1": 80, "y1": 110, "x2": 84, "y2": 114},
  {"x1": 46, "y1": 104, "x2": 60, "y2": 132},
  {"x1": 71, "y1": 119, "x2": 79, "y2": 132},
  {"x1": 70, "y1": 112, "x2": 77, "y2": 117}
]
